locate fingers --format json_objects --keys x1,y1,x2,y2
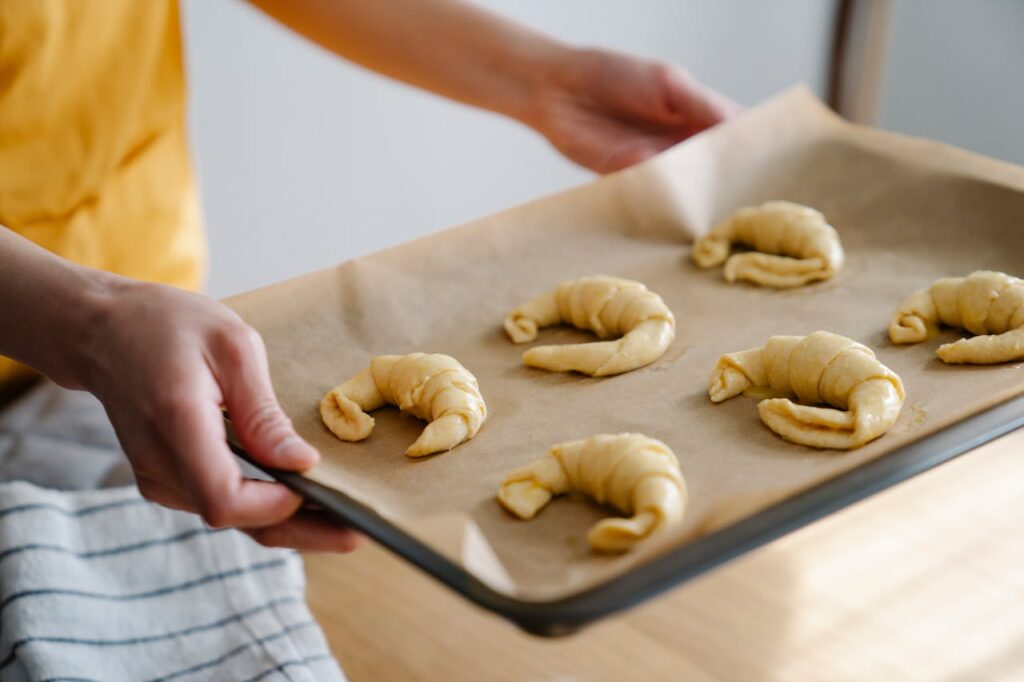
[
  {"x1": 244, "y1": 509, "x2": 365, "y2": 553},
  {"x1": 662, "y1": 65, "x2": 742, "y2": 130},
  {"x1": 140, "y1": 468, "x2": 301, "y2": 528},
  {"x1": 135, "y1": 473, "x2": 195, "y2": 513},
  {"x1": 140, "y1": 467, "x2": 360, "y2": 553},
  {"x1": 130, "y1": 424, "x2": 302, "y2": 529},
  {"x1": 160, "y1": 385, "x2": 305, "y2": 528},
  {"x1": 212, "y1": 324, "x2": 319, "y2": 472},
  {"x1": 601, "y1": 142, "x2": 661, "y2": 173},
  {"x1": 213, "y1": 478, "x2": 304, "y2": 528},
  {"x1": 89, "y1": 285, "x2": 321, "y2": 534},
  {"x1": 598, "y1": 130, "x2": 699, "y2": 173}
]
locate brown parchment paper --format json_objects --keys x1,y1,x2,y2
[{"x1": 225, "y1": 87, "x2": 1024, "y2": 602}]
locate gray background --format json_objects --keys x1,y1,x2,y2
[{"x1": 181, "y1": 0, "x2": 1024, "y2": 298}]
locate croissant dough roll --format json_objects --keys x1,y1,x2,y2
[
  {"x1": 889, "y1": 270, "x2": 1024, "y2": 364},
  {"x1": 497, "y1": 433, "x2": 687, "y2": 553},
  {"x1": 692, "y1": 201, "x2": 844, "y2": 288},
  {"x1": 320, "y1": 353, "x2": 486, "y2": 457},
  {"x1": 709, "y1": 331, "x2": 905, "y2": 449},
  {"x1": 503, "y1": 275, "x2": 675, "y2": 377}
]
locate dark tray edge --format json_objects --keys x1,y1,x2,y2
[{"x1": 228, "y1": 394, "x2": 1024, "y2": 637}]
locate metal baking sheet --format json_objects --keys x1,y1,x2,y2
[
  {"x1": 231, "y1": 397, "x2": 1024, "y2": 635},
  {"x1": 224, "y1": 87, "x2": 1024, "y2": 635}
]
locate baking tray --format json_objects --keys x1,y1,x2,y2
[
  {"x1": 230, "y1": 398, "x2": 1023, "y2": 636},
  {"x1": 224, "y1": 87, "x2": 1024, "y2": 636}
]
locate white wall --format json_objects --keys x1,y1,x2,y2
[
  {"x1": 877, "y1": 0, "x2": 1024, "y2": 167},
  {"x1": 183, "y1": 0, "x2": 838, "y2": 297}
]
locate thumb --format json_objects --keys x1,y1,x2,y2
[{"x1": 215, "y1": 325, "x2": 320, "y2": 471}]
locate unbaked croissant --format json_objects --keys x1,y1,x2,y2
[
  {"x1": 503, "y1": 275, "x2": 675, "y2": 377},
  {"x1": 320, "y1": 353, "x2": 486, "y2": 457},
  {"x1": 889, "y1": 270, "x2": 1024, "y2": 364},
  {"x1": 709, "y1": 331, "x2": 905, "y2": 449},
  {"x1": 497, "y1": 433, "x2": 687, "y2": 553},
  {"x1": 692, "y1": 201, "x2": 844, "y2": 288}
]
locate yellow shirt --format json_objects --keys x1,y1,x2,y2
[{"x1": 0, "y1": 0, "x2": 205, "y2": 387}]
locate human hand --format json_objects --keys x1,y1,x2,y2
[
  {"x1": 526, "y1": 48, "x2": 741, "y2": 174},
  {"x1": 79, "y1": 279, "x2": 362, "y2": 552}
]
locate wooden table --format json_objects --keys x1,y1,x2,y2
[{"x1": 305, "y1": 428, "x2": 1024, "y2": 681}]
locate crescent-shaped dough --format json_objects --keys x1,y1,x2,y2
[
  {"x1": 503, "y1": 275, "x2": 675, "y2": 377},
  {"x1": 709, "y1": 331, "x2": 905, "y2": 449},
  {"x1": 692, "y1": 201, "x2": 844, "y2": 288},
  {"x1": 497, "y1": 433, "x2": 687, "y2": 553},
  {"x1": 320, "y1": 353, "x2": 487, "y2": 457},
  {"x1": 889, "y1": 270, "x2": 1024, "y2": 364}
]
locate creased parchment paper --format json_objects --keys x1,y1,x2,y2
[{"x1": 225, "y1": 87, "x2": 1024, "y2": 602}]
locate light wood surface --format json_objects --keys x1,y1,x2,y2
[{"x1": 306, "y1": 427, "x2": 1024, "y2": 682}]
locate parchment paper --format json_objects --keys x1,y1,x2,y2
[{"x1": 226, "y1": 87, "x2": 1024, "y2": 601}]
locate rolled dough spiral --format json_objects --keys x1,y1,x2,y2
[
  {"x1": 497, "y1": 433, "x2": 687, "y2": 553},
  {"x1": 889, "y1": 270, "x2": 1024, "y2": 364},
  {"x1": 320, "y1": 353, "x2": 486, "y2": 457},
  {"x1": 503, "y1": 275, "x2": 675, "y2": 377},
  {"x1": 692, "y1": 201, "x2": 844, "y2": 288},
  {"x1": 709, "y1": 331, "x2": 905, "y2": 450}
]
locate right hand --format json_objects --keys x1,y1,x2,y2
[
  {"x1": 525, "y1": 48, "x2": 740, "y2": 173},
  {"x1": 77, "y1": 278, "x2": 362, "y2": 552}
]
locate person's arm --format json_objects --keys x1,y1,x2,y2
[
  {"x1": 250, "y1": 0, "x2": 739, "y2": 173},
  {"x1": 0, "y1": 227, "x2": 360, "y2": 551}
]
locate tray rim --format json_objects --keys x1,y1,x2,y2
[{"x1": 228, "y1": 393, "x2": 1024, "y2": 637}]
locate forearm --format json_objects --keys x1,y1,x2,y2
[
  {"x1": 0, "y1": 227, "x2": 118, "y2": 388},
  {"x1": 249, "y1": 0, "x2": 569, "y2": 124}
]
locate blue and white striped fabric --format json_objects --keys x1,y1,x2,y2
[
  {"x1": 0, "y1": 482, "x2": 345, "y2": 682},
  {"x1": 0, "y1": 382, "x2": 345, "y2": 682}
]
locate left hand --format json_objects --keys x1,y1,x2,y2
[{"x1": 526, "y1": 48, "x2": 741, "y2": 174}]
